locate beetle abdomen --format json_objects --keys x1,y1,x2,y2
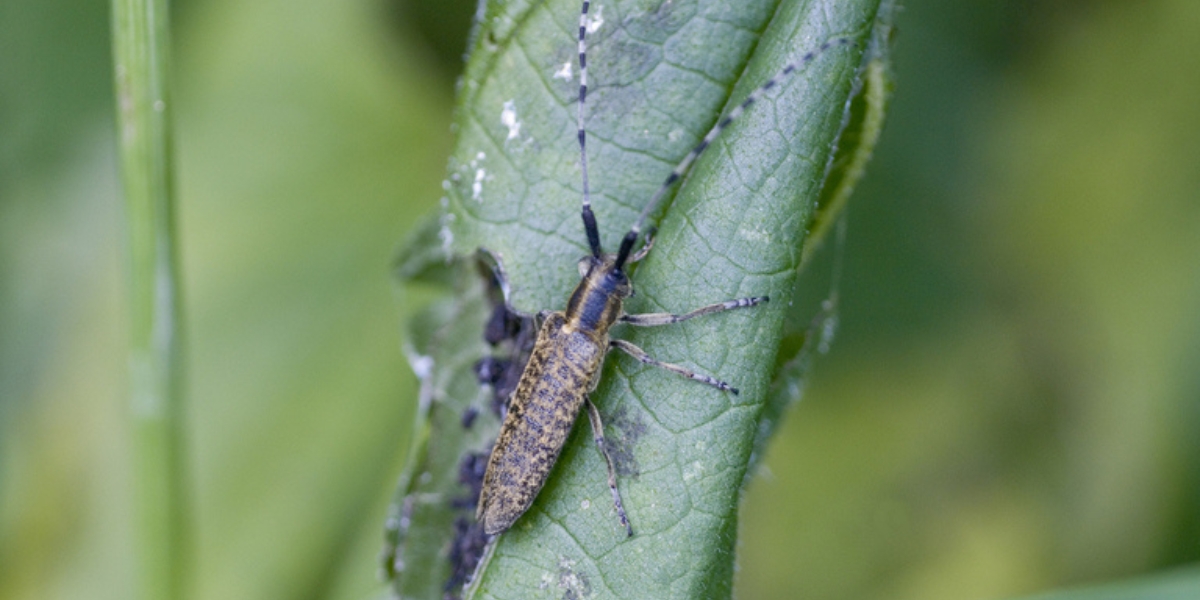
[{"x1": 477, "y1": 312, "x2": 606, "y2": 534}]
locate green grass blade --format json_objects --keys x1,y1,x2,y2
[{"x1": 110, "y1": 0, "x2": 188, "y2": 597}]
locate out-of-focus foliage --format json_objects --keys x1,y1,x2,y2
[
  {"x1": 737, "y1": 1, "x2": 1200, "y2": 599},
  {"x1": 1015, "y1": 566, "x2": 1200, "y2": 600},
  {"x1": 2, "y1": 0, "x2": 451, "y2": 597},
  {"x1": 1, "y1": 1, "x2": 1197, "y2": 600}
]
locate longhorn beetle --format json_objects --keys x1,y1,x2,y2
[{"x1": 475, "y1": 0, "x2": 854, "y2": 537}]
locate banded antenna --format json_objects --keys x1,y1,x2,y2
[
  {"x1": 573, "y1": 0, "x2": 856, "y2": 270},
  {"x1": 577, "y1": 0, "x2": 602, "y2": 258}
]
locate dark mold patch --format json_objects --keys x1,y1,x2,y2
[
  {"x1": 453, "y1": 451, "x2": 490, "y2": 510},
  {"x1": 606, "y1": 404, "x2": 646, "y2": 478},
  {"x1": 443, "y1": 254, "x2": 541, "y2": 597},
  {"x1": 474, "y1": 255, "x2": 537, "y2": 421},
  {"x1": 444, "y1": 517, "x2": 489, "y2": 599}
]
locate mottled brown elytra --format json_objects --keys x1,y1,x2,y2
[{"x1": 475, "y1": 0, "x2": 853, "y2": 537}]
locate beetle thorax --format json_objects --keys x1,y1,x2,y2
[{"x1": 564, "y1": 255, "x2": 631, "y2": 335}]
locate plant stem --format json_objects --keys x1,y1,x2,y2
[{"x1": 110, "y1": 0, "x2": 188, "y2": 597}]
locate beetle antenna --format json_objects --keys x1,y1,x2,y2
[
  {"x1": 578, "y1": 0, "x2": 602, "y2": 258},
  {"x1": 615, "y1": 36, "x2": 857, "y2": 269}
]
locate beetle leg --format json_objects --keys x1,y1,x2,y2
[
  {"x1": 609, "y1": 338, "x2": 739, "y2": 394},
  {"x1": 626, "y1": 227, "x2": 657, "y2": 263},
  {"x1": 621, "y1": 296, "x2": 767, "y2": 327},
  {"x1": 584, "y1": 396, "x2": 633, "y2": 537}
]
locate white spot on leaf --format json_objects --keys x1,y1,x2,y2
[
  {"x1": 408, "y1": 353, "x2": 434, "y2": 380},
  {"x1": 586, "y1": 5, "x2": 604, "y2": 33},
  {"x1": 467, "y1": 152, "x2": 489, "y2": 203},
  {"x1": 739, "y1": 225, "x2": 771, "y2": 244},
  {"x1": 438, "y1": 198, "x2": 455, "y2": 256},
  {"x1": 501, "y1": 100, "x2": 521, "y2": 140},
  {"x1": 553, "y1": 61, "x2": 573, "y2": 80},
  {"x1": 472, "y1": 168, "x2": 486, "y2": 202}
]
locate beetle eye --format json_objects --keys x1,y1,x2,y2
[{"x1": 577, "y1": 257, "x2": 591, "y2": 278}]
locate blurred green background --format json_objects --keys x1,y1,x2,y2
[{"x1": 1, "y1": 0, "x2": 1198, "y2": 599}]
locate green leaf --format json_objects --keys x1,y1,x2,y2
[
  {"x1": 1009, "y1": 568, "x2": 1200, "y2": 600},
  {"x1": 751, "y1": 22, "x2": 895, "y2": 475},
  {"x1": 388, "y1": 0, "x2": 891, "y2": 598},
  {"x1": 381, "y1": 258, "x2": 498, "y2": 599},
  {"x1": 801, "y1": 11, "x2": 895, "y2": 267}
]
